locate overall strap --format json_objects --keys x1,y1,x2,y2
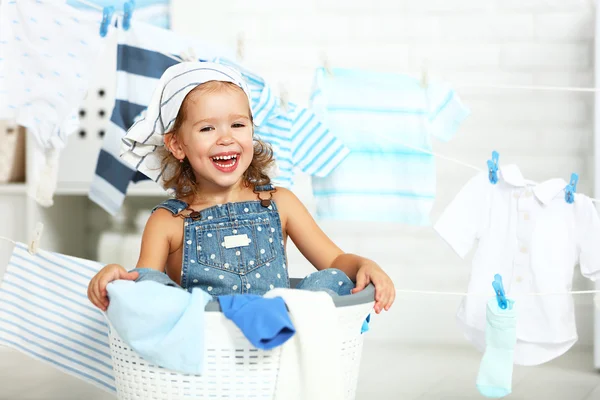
[
  {"x1": 152, "y1": 199, "x2": 190, "y2": 215},
  {"x1": 253, "y1": 184, "x2": 276, "y2": 207}
]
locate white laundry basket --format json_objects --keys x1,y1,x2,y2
[{"x1": 106, "y1": 279, "x2": 375, "y2": 400}]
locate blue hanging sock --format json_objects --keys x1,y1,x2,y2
[
  {"x1": 99, "y1": 6, "x2": 115, "y2": 37},
  {"x1": 564, "y1": 173, "x2": 578, "y2": 204},
  {"x1": 476, "y1": 274, "x2": 517, "y2": 398},
  {"x1": 122, "y1": 1, "x2": 135, "y2": 31},
  {"x1": 487, "y1": 151, "x2": 499, "y2": 185}
]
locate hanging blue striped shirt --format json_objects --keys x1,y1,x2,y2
[
  {"x1": 310, "y1": 67, "x2": 470, "y2": 225},
  {"x1": 88, "y1": 20, "x2": 230, "y2": 215}
]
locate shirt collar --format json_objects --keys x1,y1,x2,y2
[{"x1": 499, "y1": 164, "x2": 566, "y2": 205}]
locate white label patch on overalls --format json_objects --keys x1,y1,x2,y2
[{"x1": 223, "y1": 234, "x2": 251, "y2": 249}]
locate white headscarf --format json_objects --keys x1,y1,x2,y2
[{"x1": 120, "y1": 61, "x2": 253, "y2": 188}]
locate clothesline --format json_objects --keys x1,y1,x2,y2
[
  {"x1": 453, "y1": 83, "x2": 600, "y2": 93},
  {"x1": 394, "y1": 288, "x2": 600, "y2": 296},
  {"x1": 368, "y1": 132, "x2": 600, "y2": 205},
  {"x1": 0, "y1": 236, "x2": 16, "y2": 246},
  {"x1": 72, "y1": 0, "x2": 106, "y2": 12},
  {"x1": 0, "y1": 234, "x2": 598, "y2": 297}
]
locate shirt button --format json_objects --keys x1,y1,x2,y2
[
  {"x1": 513, "y1": 192, "x2": 519, "y2": 199},
  {"x1": 523, "y1": 213, "x2": 530, "y2": 220},
  {"x1": 520, "y1": 246, "x2": 528, "y2": 254},
  {"x1": 516, "y1": 276, "x2": 523, "y2": 283}
]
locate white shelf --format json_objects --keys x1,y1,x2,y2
[
  {"x1": 51, "y1": 180, "x2": 168, "y2": 197},
  {"x1": 0, "y1": 181, "x2": 166, "y2": 197},
  {"x1": 127, "y1": 180, "x2": 169, "y2": 197},
  {"x1": 0, "y1": 183, "x2": 27, "y2": 195},
  {"x1": 52, "y1": 184, "x2": 89, "y2": 196}
]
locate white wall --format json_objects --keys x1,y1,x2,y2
[{"x1": 171, "y1": 0, "x2": 597, "y2": 346}]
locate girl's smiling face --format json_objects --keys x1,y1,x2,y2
[{"x1": 167, "y1": 81, "x2": 254, "y2": 191}]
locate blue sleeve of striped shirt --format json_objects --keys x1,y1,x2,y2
[
  {"x1": 427, "y1": 87, "x2": 470, "y2": 142},
  {"x1": 288, "y1": 103, "x2": 350, "y2": 178}
]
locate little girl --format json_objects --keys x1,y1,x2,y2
[{"x1": 87, "y1": 62, "x2": 395, "y2": 314}]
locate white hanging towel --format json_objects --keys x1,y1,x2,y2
[{"x1": 0, "y1": 242, "x2": 115, "y2": 394}]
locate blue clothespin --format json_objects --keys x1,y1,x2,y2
[
  {"x1": 565, "y1": 173, "x2": 578, "y2": 204},
  {"x1": 123, "y1": 1, "x2": 135, "y2": 31},
  {"x1": 492, "y1": 274, "x2": 507, "y2": 310},
  {"x1": 99, "y1": 6, "x2": 115, "y2": 37},
  {"x1": 360, "y1": 314, "x2": 371, "y2": 334},
  {"x1": 487, "y1": 151, "x2": 499, "y2": 185}
]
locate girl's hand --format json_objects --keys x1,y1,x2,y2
[
  {"x1": 87, "y1": 264, "x2": 139, "y2": 311},
  {"x1": 351, "y1": 261, "x2": 395, "y2": 314}
]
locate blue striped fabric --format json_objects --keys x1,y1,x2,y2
[
  {"x1": 0, "y1": 243, "x2": 115, "y2": 394},
  {"x1": 88, "y1": 21, "x2": 234, "y2": 215},
  {"x1": 310, "y1": 67, "x2": 470, "y2": 224}
]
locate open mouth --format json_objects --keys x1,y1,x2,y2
[{"x1": 211, "y1": 154, "x2": 239, "y2": 172}]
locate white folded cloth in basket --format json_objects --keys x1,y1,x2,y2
[{"x1": 265, "y1": 288, "x2": 345, "y2": 400}]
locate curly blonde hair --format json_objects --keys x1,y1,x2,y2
[{"x1": 160, "y1": 81, "x2": 275, "y2": 199}]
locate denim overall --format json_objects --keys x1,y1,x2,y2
[{"x1": 152, "y1": 184, "x2": 354, "y2": 297}]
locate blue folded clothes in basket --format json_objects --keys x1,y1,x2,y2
[
  {"x1": 106, "y1": 277, "x2": 297, "y2": 374},
  {"x1": 106, "y1": 280, "x2": 213, "y2": 375}
]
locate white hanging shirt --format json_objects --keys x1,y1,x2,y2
[
  {"x1": 0, "y1": 0, "x2": 110, "y2": 149},
  {"x1": 434, "y1": 164, "x2": 600, "y2": 366},
  {"x1": 0, "y1": 0, "x2": 111, "y2": 206},
  {"x1": 309, "y1": 67, "x2": 469, "y2": 224}
]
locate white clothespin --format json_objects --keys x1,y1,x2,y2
[
  {"x1": 236, "y1": 32, "x2": 245, "y2": 63},
  {"x1": 28, "y1": 222, "x2": 44, "y2": 255},
  {"x1": 420, "y1": 58, "x2": 429, "y2": 88},
  {"x1": 179, "y1": 47, "x2": 198, "y2": 62},
  {"x1": 594, "y1": 293, "x2": 600, "y2": 310},
  {"x1": 321, "y1": 52, "x2": 333, "y2": 77},
  {"x1": 279, "y1": 82, "x2": 289, "y2": 111}
]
